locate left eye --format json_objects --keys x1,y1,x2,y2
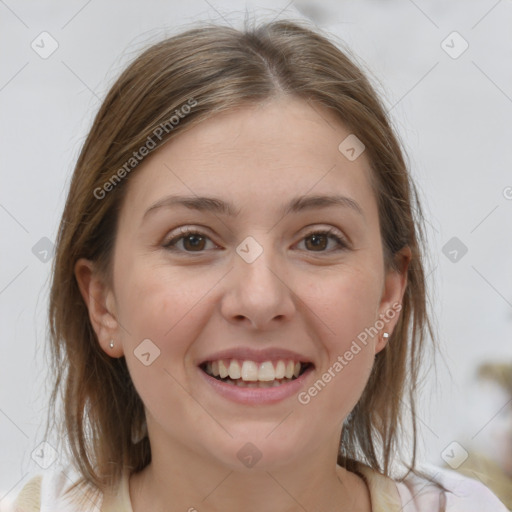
[
  {"x1": 163, "y1": 228, "x2": 348, "y2": 253},
  {"x1": 297, "y1": 229, "x2": 348, "y2": 252}
]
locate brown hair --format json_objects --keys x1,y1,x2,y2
[{"x1": 44, "y1": 17, "x2": 446, "y2": 496}]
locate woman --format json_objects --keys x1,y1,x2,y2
[{"x1": 14, "y1": 18, "x2": 509, "y2": 512}]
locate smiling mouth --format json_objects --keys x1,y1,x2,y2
[{"x1": 199, "y1": 359, "x2": 313, "y2": 388}]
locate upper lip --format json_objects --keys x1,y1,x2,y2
[{"x1": 197, "y1": 347, "x2": 314, "y2": 366}]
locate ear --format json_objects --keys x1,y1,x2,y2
[
  {"x1": 74, "y1": 258, "x2": 124, "y2": 358},
  {"x1": 374, "y1": 246, "x2": 411, "y2": 354}
]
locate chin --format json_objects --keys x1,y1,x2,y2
[{"x1": 203, "y1": 433, "x2": 305, "y2": 473}]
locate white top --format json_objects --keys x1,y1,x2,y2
[{"x1": 13, "y1": 461, "x2": 510, "y2": 512}]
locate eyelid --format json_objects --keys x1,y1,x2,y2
[
  {"x1": 163, "y1": 224, "x2": 350, "y2": 254},
  {"x1": 299, "y1": 226, "x2": 349, "y2": 251},
  {"x1": 163, "y1": 226, "x2": 217, "y2": 247}
]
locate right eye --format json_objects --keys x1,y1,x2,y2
[{"x1": 163, "y1": 228, "x2": 218, "y2": 253}]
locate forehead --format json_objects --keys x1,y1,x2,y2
[{"x1": 120, "y1": 96, "x2": 377, "y2": 225}]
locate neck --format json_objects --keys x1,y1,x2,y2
[{"x1": 128, "y1": 435, "x2": 371, "y2": 512}]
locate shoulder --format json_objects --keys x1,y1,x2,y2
[
  {"x1": 12, "y1": 474, "x2": 42, "y2": 512},
  {"x1": 12, "y1": 465, "x2": 103, "y2": 512},
  {"x1": 397, "y1": 463, "x2": 510, "y2": 512}
]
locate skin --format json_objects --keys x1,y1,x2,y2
[{"x1": 75, "y1": 95, "x2": 410, "y2": 512}]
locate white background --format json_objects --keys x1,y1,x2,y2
[{"x1": 1, "y1": 0, "x2": 512, "y2": 508}]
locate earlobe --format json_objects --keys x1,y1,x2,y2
[
  {"x1": 74, "y1": 258, "x2": 123, "y2": 357},
  {"x1": 375, "y1": 246, "x2": 412, "y2": 354}
]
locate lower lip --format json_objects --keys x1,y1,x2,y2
[{"x1": 198, "y1": 366, "x2": 314, "y2": 405}]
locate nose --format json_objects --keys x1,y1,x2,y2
[{"x1": 220, "y1": 241, "x2": 296, "y2": 331}]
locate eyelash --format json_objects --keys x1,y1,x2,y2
[{"x1": 163, "y1": 227, "x2": 349, "y2": 254}]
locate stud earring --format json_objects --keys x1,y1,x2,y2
[
  {"x1": 383, "y1": 332, "x2": 389, "y2": 340},
  {"x1": 109, "y1": 340, "x2": 114, "y2": 349}
]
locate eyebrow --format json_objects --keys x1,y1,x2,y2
[{"x1": 142, "y1": 193, "x2": 364, "y2": 222}]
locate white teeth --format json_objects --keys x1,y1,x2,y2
[
  {"x1": 258, "y1": 361, "x2": 276, "y2": 381},
  {"x1": 234, "y1": 378, "x2": 292, "y2": 388},
  {"x1": 275, "y1": 360, "x2": 286, "y2": 379},
  {"x1": 218, "y1": 360, "x2": 229, "y2": 378},
  {"x1": 285, "y1": 361, "x2": 295, "y2": 379},
  {"x1": 228, "y1": 360, "x2": 241, "y2": 380},
  {"x1": 241, "y1": 361, "x2": 259, "y2": 381},
  {"x1": 204, "y1": 358, "x2": 308, "y2": 383}
]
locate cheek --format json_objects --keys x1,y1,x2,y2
[
  {"x1": 116, "y1": 258, "x2": 209, "y2": 343},
  {"x1": 114, "y1": 260, "x2": 218, "y2": 398},
  {"x1": 297, "y1": 267, "x2": 381, "y2": 413},
  {"x1": 304, "y1": 263, "x2": 383, "y2": 346},
  {"x1": 117, "y1": 266, "x2": 212, "y2": 427}
]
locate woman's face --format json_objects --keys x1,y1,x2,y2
[{"x1": 79, "y1": 96, "x2": 408, "y2": 471}]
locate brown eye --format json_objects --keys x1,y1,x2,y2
[
  {"x1": 300, "y1": 229, "x2": 348, "y2": 253},
  {"x1": 164, "y1": 230, "x2": 214, "y2": 252},
  {"x1": 163, "y1": 227, "x2": 348, "y2": 255},
  {"x1": 182, "y1": 233, "x2": 206, "y2": 251},
  {"x1": 305, "y1": 233, "x2": 329, "y2": 251}
]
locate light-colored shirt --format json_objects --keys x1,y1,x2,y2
[{"x1": 12, "y1": 461, "x2": 510, "y2": 511}]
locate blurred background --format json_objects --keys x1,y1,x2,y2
[{"x1": 1, "y1": 0, "x2": 511, "y2": 509}]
